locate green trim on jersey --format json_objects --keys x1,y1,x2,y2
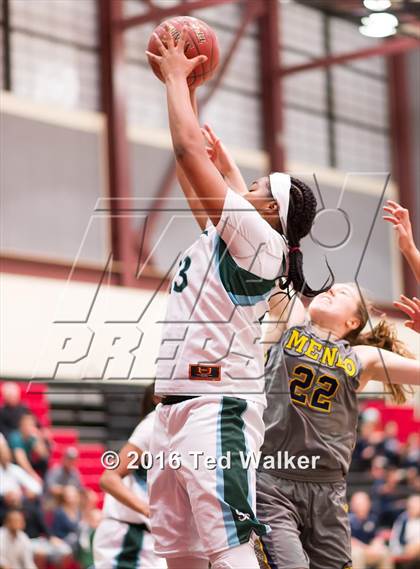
[
  {"x1": 115, "y1": 524, "x2": 144, "y2": 569},
  {"x1": 133, "y1": 465, "x2": 147, "y2": 484},
  {"x1": 218, "y1": 397, "x2": 269, "y2": 545},
  {"x1": 217, "y1": 237, "x2": 277, "y2": 306}
]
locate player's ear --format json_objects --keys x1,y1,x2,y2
[
  {"x1": 346, "y1": 316, "x2": 361, "y2": 332},
  {"x1": 267, "y1": 200, "x2": 278, "y2": 211}
]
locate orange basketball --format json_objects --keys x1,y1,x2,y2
[{"x1": 147, "y1": 16, "x2": 220, "y2": 87}]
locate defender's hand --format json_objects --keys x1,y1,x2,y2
[
  {"x1": 201, "y1": 123, "x2": 235, "y2": 176},
  {"x1": 383, "y1": 200, "x2": 415, "y2": 254},
  {"x1": 146, "y1": 27, "x2": 207, "y2": 83},
  {"x1": 393, "y1": 295, "x2": 420, "y2": 333}
]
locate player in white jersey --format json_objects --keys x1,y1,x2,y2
[
  {"x1": 146, "y1": 28, "x2": 332, "y2": 569},
  {"x1": 93, "y1": 388, "x2": 166, "y2": 569}
]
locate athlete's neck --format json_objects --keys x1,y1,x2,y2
[{"x1": 308, "y1": 322, "x2": 342, "y2": 342}]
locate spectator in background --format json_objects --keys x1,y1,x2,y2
[
  {"x1": 45, "y1": 446, "x2": 82, "y2": 501},
  {"x1": 0, "y1": 508, "x2": 37, "y2": 569},
  {"x1": 371, "y1": 456, "x2": 388, "y2": 484},
  {"x1": 401, "y1": 434, "x2": 420, "y2": 495},
  {"x1": 8, "y1": 412, "x2": 50, "y2": 480},
  {"x1": 0, "y1": 433, "x2": 42, "y2": 500},
  {"x1": 350, "y1": 491, "x2": 393, "y2": 569},
  {"x1": 401, "y1": 433, "x2": 420, "y2": 470},
  {"x1": 353, "y1": 419, "x2": 402, "y2": 471},
  {"x1": 379, "y1": 421, "x2": 401, "y2": 467},
  {"x1": 0, "y1": 487, "x2": 72, "y2": 569},
  {"x1": 372, "y1": 466, "x2": 407, "y2": 527},
  {"x1": 25, "y1": 497, "x2": 72, "y2": 569},
  {"x1": 353, "y1": 419, "x2": 381, "y2": 470},
  {"x1": 389, "y1": 495, "x2": 420, "y2": 568},
  {"x1": 404, "y1": 467, "x2": 420, "y2": 494},
  {"x1": 50, "y1": 484, "x2": 82, "y2": 555},
  {"x1": 0, "y1": 382, "x2": 30, "y2": 438}
]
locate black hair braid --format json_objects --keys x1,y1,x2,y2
[{"x1": 279, "y1": 176, "x2": 334, "y2": 297}]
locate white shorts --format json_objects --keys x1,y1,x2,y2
[
  {"x1": 148, "y1": 395, "x2": 270, "y2": 559},
  {"x1": 93, "y1": 518, "x2": 166, "y2": 569}
]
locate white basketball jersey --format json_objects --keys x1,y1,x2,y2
[
  {"x1": 155, "y1": 190, "x2": 288, "y2": 407},
  {"x1": 102, "y1": 411, "x2": 155, "y2": 526}
]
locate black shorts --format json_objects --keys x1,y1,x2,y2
[{"x1": 256, "y1": 471, "x2": 352, "y2": 569}]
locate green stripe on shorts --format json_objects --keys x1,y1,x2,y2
[
  {"x1": 220, "y1": 396, "x2": 268, "y2": 544},
  {"x1": 115, "y1": 524, "x2": 144, "y2": 569}
]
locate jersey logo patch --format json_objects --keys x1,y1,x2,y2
[
  {"x1": 189, "y1": 365, "x2": 221, "y2": 381},
  {"x1": 234, "y1": 509, "x2": 251, "y2": 522}
]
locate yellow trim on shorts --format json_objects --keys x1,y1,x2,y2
[{"x1": 256, "y1": 538, "x2": 272, "y2": 569}]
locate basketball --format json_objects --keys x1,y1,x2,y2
[{"x1": 147, "y1": 16, "x2": 220, "y2": 87}]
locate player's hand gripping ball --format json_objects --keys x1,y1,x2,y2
[{"x1": 147, "y1": 16, "x2": 219, "y2": 87}]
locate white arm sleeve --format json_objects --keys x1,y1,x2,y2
[
  {"x1": 128, "y1": 411, "x2": 155, "y2": 453},
  {"x1": 216, "y1": 189, "x2": 288, "y2": 280}
]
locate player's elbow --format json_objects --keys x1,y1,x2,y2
[
  {"x1": 99, "y1": 469, "x2": 114, "y2": 492},
  {"x1": 174, "y1": 143, "x2": 188, "y2": 161},
  {"x1": 174, "y1": 141, "x2": 200, "y2": 163}
]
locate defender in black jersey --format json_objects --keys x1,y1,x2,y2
[{"x1": 256, "y1": 283, "x2": 419, "y2": 569}]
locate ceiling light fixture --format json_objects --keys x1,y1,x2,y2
[
  {"x1": 359, "y1": 12, "x2": 399, "y2": 37},
  {"x1": 363, "y1": 0, "x2": 392, "y2": 11}
]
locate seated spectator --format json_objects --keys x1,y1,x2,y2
[
  {"x1": 349, "y1": 491, "x2": 393, "y2": 569},
  {"x1": 8, "y1": 412, "x2": 50, "y2": 480},
  {"x1": 353, "y1": 420, "x2": 378, "y2": 470},
  {"x1": 50, "y1": 485, "x2": 82, "y2": 555},
  {"x1": 405, "y1": 467, "x2": 420, "y2": 493},
  {"x1": 401, "y1": 433, "x2": 420, "y2": 470},
  {"x1": 353, "y1": 415, "x2": 398, "y2": 471},
  {"x1": 29, "y1": 535, "x2": 72, "y2": 569},
  {"x1": 27, "y1": 501, "x2": 73, "y2": 569},
  {"x1": 380, "y1": 421, "x2": 401, "y2": 467},
  {"x1": 0, "y1": 382, "x2": 30, "y2": 439},
  {"x1": 390, "y1": 495, "x2": 420, "y2": 569},
  {"x1": 0, "y1": 433, "x2": 42, "y2": 500},
  {"x1": 45, "y1": 446, "x2": 82, "y2": 501},
  {"x1": 0, "y1": 508, "x2": 37, "y2": 569},
  {"x1": 371, "y1": 465, "x2": 406, "y2": 527},
  {"x1": 0, "y1": 489, "x2": 72, "y2": 569},
  {"x1": 370, "y1": 456, "x2": 388, "y2": 486}
]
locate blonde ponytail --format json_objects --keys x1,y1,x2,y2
[
  {"x1": 353, "y1": 320, "x2": 414, "y2": 404},
  {"x1": 344, "y1": 285, "x2": 414, "y2": 404}
]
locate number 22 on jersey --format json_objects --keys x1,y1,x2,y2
[{"x1": 289, "y1": 364, "x2": 339, "y2": 413}]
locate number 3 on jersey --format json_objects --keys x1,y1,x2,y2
[
  {"x1": 289, "y1": 364, "x2": 339, "y2": 413},
  {"x1": 173, "y1": 256, "x2": 191, "y2": 293}
]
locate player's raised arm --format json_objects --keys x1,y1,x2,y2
[
  {"x1": 261, "y1": 292, "x2": 305, "y2": 352},
  {"x1": 174, "y1": 89, "x2": 209, "y2": 231},
  {"x1": 355, "y1": 344, "x2": 419, "y2": 389},
  {"x1": 146, "y1": 27, "x2": 229, "y2": 225},
  {"x1": 176, "y1": 163, "x2": 208, "y2": 231}
]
